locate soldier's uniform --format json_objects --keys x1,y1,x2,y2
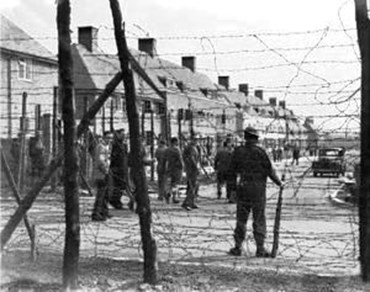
[{"x1": 228, "y1": 127, "x2": 282, "y2": 257}]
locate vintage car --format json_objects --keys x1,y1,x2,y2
[{"x1": 312, "y1": 147, "x2": 346, "y2": 177}]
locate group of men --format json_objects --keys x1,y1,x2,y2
[
  {"x1": 155, "y1": 136, "x2": 200, "y2": 211},
  {"x1": 154, "y1": 127, "x2": 284, "y2": 257},
  {"x1": 90, "y1": 129, "x2": 134, "y2": 221},
  {"x1": 90, "y1": 126, "x2": 284, "y2": 258}
]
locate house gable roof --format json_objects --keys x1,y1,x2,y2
[
  {"x1": 72, "y1": 44, "x2": 123, "y2": 93},
  {"x1": 72, "y1": 44, "x2": 218, "y2": 101},
  {"x1": 130, "y1": 50, "x2": 217, "y2": 91},
  {"x1": 0, "y1": 15, "x2": 57, "y2": 63}
]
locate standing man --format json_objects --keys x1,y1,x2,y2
[
  {"x1": 214, "y1": 138, "x2": 234, "y2": 201},
  {"x1": 155, "y1": 139, "x2": 168, "y2": 201},
  {"x1": 109, "y1": 129, "x2": 129, "y2": 209},
  {"x1": 292, "y1": 144, "x2": 300, "y2": 166},
  {"x1": 277, "y1": 146, "x2": 283, "y2": 162},
  {"x1": 228, "y1": 127, "x2": 283, "y2": 257},
  {"x1": 91, "y1": 131, "x2": 113, "y2": 221},
  {"x1": 164, "y1": 137, "x2": 184, "y2": 204},
  {"x1": 182, "y1": 136, "x2": 200, "y2": 211}
]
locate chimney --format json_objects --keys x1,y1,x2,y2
[
  {"x1": 182, "y1": 56, "x2": 196, "y2": 72},
  {"x1": 218, "y1": 76, "x2": 230, "y2": 90},
  {"x1": 254, "y1": 90, "x2": 263, "y2": 99},
  {"x1": 138, "y1": 38, "x2": 157, "y2": 57},
  {"x1": 238, "y1": 84, "x2": 249, "y2": 96},
  {"x1": 78, "y1": 26, "x2": 98, "y2": 52},
  {"x1": 279, "y1": 100, "x2": 286, "y2": 109},
  {"x1": 269, "y1": 97, "x2": 277, "y2": 106}
]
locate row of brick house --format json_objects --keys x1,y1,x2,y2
[{"x1": 0, "y1": 16, "x2": 320, "y2": 168}]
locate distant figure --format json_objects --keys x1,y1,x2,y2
[
  {"x1": 29, "y1": 131, "x2": 45, "y2": 178},
  {"x1": 214, "y1": 138, "x2": 234, "y2": 202},
  {"x1": 155, "y1": 139, "x2": 168, "y2": 201},
  {"x1": 277, "y1": 147, "x2": 283, "y2": 162},
  {"x1": 182, "y1": 136, "x2": 201, "y2": 211},
  {"x1": 206, "y1": 136, "x2": 213, "y2": 157},
  {"x1": 91, "y1": 132, "x2": 113, "y2": 222},
  {"x1": 163, "y1": 137, "x2": 184, "y2": 204},
  {"x1": 292, "y1": 145, "x2": 300, "y2": 166},
  {"x1": 109, "y1": 129, "x2": 129, "y2": 210},
  {"x1": 272, "y1": 147, "x2": 277, "y2": 162}
]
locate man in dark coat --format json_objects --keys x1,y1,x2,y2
[
  {"x1": 214, "y1": 138, "x2": 234, "y2": 201},
  {"x1": 292, "y1": 144, "x2": 300, "y2": 165},
  {"x1": 109, "y1": 129, "x2": 129, "y2": 209},
  {"x1": 228, "y1": 127, "x2": 283, "y2": 257}
]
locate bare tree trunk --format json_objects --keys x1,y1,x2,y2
[
  {"x1": 0, "y1": 73, "x2": 122, "y2": 251},
  {"x1": 109, "y1": 0, "x2": 158, "y2": 284},
  {"x1": 57, "y1": 0, "x2": 80, "y2": 289},
  {"x1": 354, "y1": 0, "x2": 370, "y2": 282}
]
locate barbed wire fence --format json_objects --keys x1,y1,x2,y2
[{"x1": 0, "y1": 20, "x2": 361, "y2": 279}]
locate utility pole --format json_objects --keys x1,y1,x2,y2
[
  {"x1": 17, "y1": 92, "x2": 27, "y2": 193},
  {"x1": 178, "y1": 109, "x2": 183, "y2": 149},
  {"x1": 57, "y1": 0, "x2": 80, "y2": 289},
  {"x1": 141, "y1": 104, "x2": 145, "y2": 137},
  {"x1": 110, "y1": 98, "x2": 114, "y2": 132},
  {"x1": 102, "y1": 104, "x2": 106, "y2": 133},
  {"x1": 150, "y1": 109, "x2": 154, "y2": 181},
  {"x1": 7, "y1": 58, "x2": 12, "y2": 138},
  {"x1": 354, "y1": 0, "x2": 370, "y2": 282},
  {"x1": 109, "y1": 0, "x2": 158, "y2": 284},
  {"x1": 51, "y1": 87, "x2": 58, "y2": 191},
  {"x1": 188, "y1": 102, "x2": 194, "y2": 139}
]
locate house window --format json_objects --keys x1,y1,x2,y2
[{"x1": 18, "y1": 58, "x2": 32, "y2": 80}]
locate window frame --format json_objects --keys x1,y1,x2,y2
[{"x1": 18, "y1": 58, "x2": 32, "y2": 81}]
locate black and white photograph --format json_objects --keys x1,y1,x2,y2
[{"x1": 0, "y1": 0, "x2": 369, "y2": 291}]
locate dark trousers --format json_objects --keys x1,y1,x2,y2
[
  {"x1": 183, "y1": 172, "x2": 199, "y2": 206},
  {"x1": 92, "y1": 179, "x2": 109, "y2": 217},
  {"x1": 217, "y1": 172, "x2": 233, "y2": 199},
  {"x1": 292, "y1": 157, "x2": 299, "y2": 165},
  {"x1": 157, "y1": 171, "x2": 166, "y2": 199},
  {"x1": 110, "y1": 174, "x2": 126, "y2": 204},
  {"x1": 234, "y1": 193, "x2": 266, "y2": 248}
]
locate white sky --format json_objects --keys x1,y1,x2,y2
[{"x1": 0, "y1": 0, "x2": 365, "y2": 133}]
